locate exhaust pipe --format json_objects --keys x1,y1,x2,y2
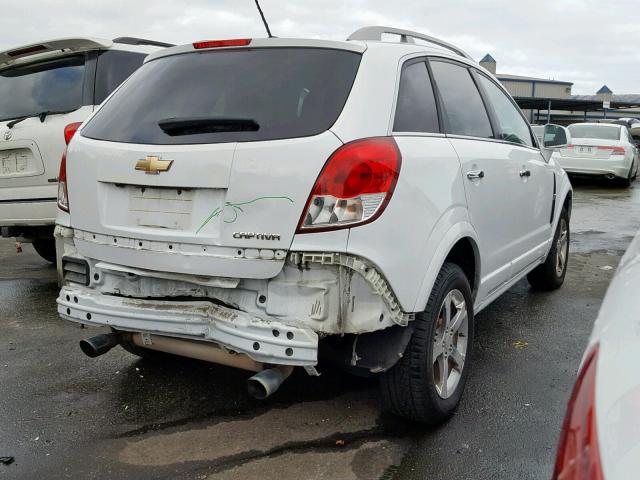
[
  {"x1": 247, "y1": 366, "x2": 294, "y2": 399},
  {"x1": 129, "y1": 333, "x2": 263, "y2": 372},
  {"x1": 79, "y1": 333, "x2": 120, "y2": 358},
  {"x1": 605, "y1": 174, "x2": 616, "y2": 180}
]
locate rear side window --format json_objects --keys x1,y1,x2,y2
[
  {"x1": 94, "y1": 50, "x2": 147, "y2": 104},
  {"x1": 476, "y1": 74, "x2": 533, "y2": 147},
  {"x1": 82, "y1": 48, "x2": 361, "y2": 145},
  {"x1": 0, "y1": 55, "x2": 85, "y2": 122},
  {"x1": 393, "y1": 61, "x2": 439, "y2": 133},
  {"x1": 430, "y1": 60, "x2": 493, "y2": 139}
]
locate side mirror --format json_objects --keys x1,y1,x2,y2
[
  {"x1": 542, "y1": 124, "x2": 571, "y2": 149},
  {"x1": 541, "y1": 124, "x2": 571, "y2": 162}
]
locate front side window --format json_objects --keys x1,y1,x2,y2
[
  {"x1": 393, "y1": 61, "x2": 439, "y2": 133},
  {"x1": 477, "y1": 74, "x2": 533, "y2": 147},
  {"x1": 430, "y1": 60, "x2": 492, "y2": 139},
  {"x1": 0, "y1": 55, "x2": 85, "y2": 122}
]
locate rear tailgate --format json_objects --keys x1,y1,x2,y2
[
  {"x1": 0, "y1": 38, "x2": 110, "y2": 69},
  {"x1": 560, "y1": 138, "x2": 624, "y2": 159},
  {"x1": 0, "y1": 49, "x2": 94, "y2": 210},
  {"x1": 68, "y1": 43, "x2": 363, "y2": 278},
  {"x1": 66, "y1": 133, "x2": 342, "y2": 278}
]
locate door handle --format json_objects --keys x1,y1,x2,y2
[
  {"x1": 466, "y1": 170, "x2": 485, "y2": 180},
  {"x1": 519, "y1": 169, "x2": 531, "y2": 177}
]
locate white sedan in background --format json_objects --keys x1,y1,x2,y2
[
  {"x1": 555, "y1": 123, "x2": 638, "y2": 186},
  {"x1": 552, "y1": 231, "x2": 640, "y2": 480}
]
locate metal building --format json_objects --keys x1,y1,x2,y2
[
  {"x1": 479, "y1": 55, "x2": 640, "y2": 125},
  {"x1": 479, "y1": 54, "x2": 573, "y2": 122}
]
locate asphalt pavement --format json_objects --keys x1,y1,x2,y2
[{"x1": 1, "y1": 178, "x2": 639, "y2": 480}]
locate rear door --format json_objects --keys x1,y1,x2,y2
[
  {"x1": 429, "y1": 58, "x2": 521, "y2": 297},
  {"x1": 474, "y1": 72, "x2": 553, "y2": 276},
  {"x1": 68, "y1": 47, "x2": 362, "y2": 278}
]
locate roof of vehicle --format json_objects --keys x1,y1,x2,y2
[
  {"x1": 0, "y1": 37, "x2": 168, "y2": 70},
  {"x1": 144, "y1": 26, "x2": 480, "y2": 70}
]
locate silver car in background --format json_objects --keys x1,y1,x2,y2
[
  {"x1": 555, "y1": 123, "x2": 638, "y2": 186},
  {"x1": 553, "y1": 229, "x2": 640, "y2": 480}
]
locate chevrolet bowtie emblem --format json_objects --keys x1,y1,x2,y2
[{"x1": 135, "y1": 155, "x2": 173, "y2": 174}]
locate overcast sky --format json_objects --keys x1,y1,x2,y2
[{"x1": 1, "y1": 0, "x2": 638, "y2": 94}]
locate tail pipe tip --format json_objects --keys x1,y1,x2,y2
[
  {"x1": 79, "y1": 333, "x2": 120, "y2": 358},
  {"x1": 247, "y1": 366, "x2": 294, "y2": 399}
]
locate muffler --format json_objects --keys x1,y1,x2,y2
[
  {"x1": 247, "y1": 366, "x2": 294, "y2": 399},
  {"x1": 79, "y1": 333, "x2": 120, "y2": 358},
  {"x1": 129, "y1": 333, "x2": 263, "y2": 372}
]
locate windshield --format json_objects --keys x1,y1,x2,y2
[
  {"x1": 568, "y1": 124, "x2": 621, "y2": 140},
  {"x1": 82, "y1": 48, "x2": 362, "y2": 145},
  {"x1": 0, "y1": 55, "x2": 85, "y2": 122}
]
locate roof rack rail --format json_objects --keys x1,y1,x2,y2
[
  {"x1": 347, "y1": 26, "x2": 473, "y2": 61},
  {"x1": 112, "y1": 37, "x2": 174, "y2": 48}
]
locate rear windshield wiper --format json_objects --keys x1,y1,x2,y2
[
  {"x1": 6, "y1": 109, "x2": 78, "y2": 129},
  {"x1": 158, "y1": 117, "x2": 259, "y2": 136}
]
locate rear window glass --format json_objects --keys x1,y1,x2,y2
[
  {"x1": 568, "y1": 124, "x2": 621, "y2": 140},
  {"x1": 82, "y1": 48, "x2": 361, "y2": 145},
  {"x1": 94, "y1": 50, "x2": 147, "y2": 104},
  {"x1": 0, "y1": 55, "x2": 85, "y2": 122}
]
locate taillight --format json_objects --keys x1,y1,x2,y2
[
  {"x1": 297, "y1": 137, "x2": 401, "y2": 233},
  {"x1": 193, "y1": 39, "x2": 251, "y2": 49},
  {"x1": 57, "y1": 122, "x2": 81, "y2": 212},
  {"x1": 552, "y1": 345, "x2": 603, "y2": 480},
  {"x1": 597, "y1": 146, "x2": 625, "y2": 156},
  {"x1": 64, "y1": 122, "x2": 82, "y2": 145},
  {"x1": 57, "y1": 148, "x2": 69, "y2": 212}
]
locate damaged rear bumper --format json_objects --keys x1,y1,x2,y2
[{"x1": 57, "y1": 286, "x2": 318, "y2": 366}]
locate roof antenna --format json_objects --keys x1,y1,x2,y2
[{"x1": 254, "y1": 0, "x2": 274, "y2": 38}]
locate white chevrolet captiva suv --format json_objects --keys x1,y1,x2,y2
[
  {"x1": 55, "y1": 27, "x2": 573, "y2": 424},
  {"x1": 0, "y1": 37, "x2": 170, "y2": 261}
]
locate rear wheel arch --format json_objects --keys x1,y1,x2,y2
[
  {"x1": 413, "y1": 223, "x2": 481, "y2": 313},
  {"x1": 562, "y1": 190, "x2": 572, "y2": 218},
  {"x1": 443, "y1": 237, "x2": 480, "y2": 301}
]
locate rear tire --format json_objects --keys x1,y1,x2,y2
[
  {"x1": 527, "y1": 208, "x2": 569, "y2": 290},
  {"x1": 379, "y1": 262, "x2": 474, "y2": 424},
  {"x1": 32, "y1": 238, "x2": 56, "y2": 263},
  {"x1": 619, "y1": 162, "x2": 634, "y2": 187}
]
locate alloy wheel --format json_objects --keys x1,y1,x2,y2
[
  {"x1": 556, "y1": 218, "x2": 569, "y2": 277},
  {"x1": 432, "y1": 289, "x2": 468, "y2": 399}
]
